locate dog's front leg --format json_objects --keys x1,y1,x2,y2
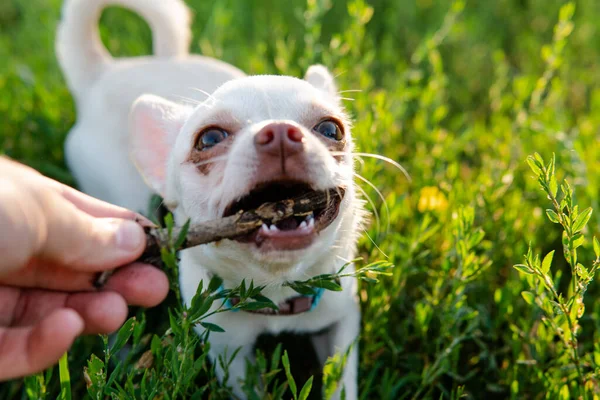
[
  {"x1": 207, "y1": 329, "x2": 258, "y2": 399},
  {"x1": 328, "y1": 305, "x2": 360, "y2": 400}
]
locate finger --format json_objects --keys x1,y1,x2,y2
[
  {"x1": 2, "y1": 288, "x2": 67, "y2": 327},
  {"x1": 0, "y1": 286, "x2": 19, "y2": 325},
  {"x1": 0, "y1": 170, "x2": 149, "y2": 275},
  {"x1": 65, "y1": 292, "x2": 128, "y2": 334},
  {"x1": 41, "y1": 194, "x2": 147, "y2": 271},
  {"x1": 0, "y1": 309, "x2": 83, "y2": 381},
  {"x1": 0, "y1": 259, "x2": 97, "y2": 291},
  {"x1": 0, "y1": 261, "x2": 169, "y2": 301},
  {"x1": 1, "y1": 287, "x2": 128, "y2": 334},
  {"x1": 59, "y1": 184, "x2": 155, "y2": 227},
  {"x1": 104, "y1": 263, "x2": 169, "y2": 307}
]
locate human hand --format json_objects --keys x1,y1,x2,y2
[{"x1": 0, "y1": 158, "x2": 169, "y2": 380}]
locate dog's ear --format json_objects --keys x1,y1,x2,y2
[
  {"x1": 129, "y1": 95, "x2": 189, "y2": 196},
  {"x1": 304, "y1": 65, "x2": 337, "y2": 97}
]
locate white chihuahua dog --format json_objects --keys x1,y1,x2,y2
[
  {"x1": 58, "y1": 0, "x2": 363, "y2": 398},
  {"x1": 56, "y1": 0, "x2": 244, "y2": 213},
  {"x1": 130, "y1": 70, "x2": 363, "y2": 399}
]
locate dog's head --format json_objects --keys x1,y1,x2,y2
[{"x1": 130, "y1": 65, "x2": 361, "y2": 284}]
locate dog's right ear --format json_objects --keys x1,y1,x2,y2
[
  {"x1": 304, "y1": 64, "x2": 337, "y2": 97},
  {"x1": 130, "y1": 95, "x2": 190, "y2": 196}
]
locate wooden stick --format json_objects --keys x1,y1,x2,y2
[{"x1": 93, "y1": 188, "x2": 344, "y2": 288}]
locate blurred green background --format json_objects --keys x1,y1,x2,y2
[{"x1": 2, "y1": 0, "x2": 600, "y2": 398}]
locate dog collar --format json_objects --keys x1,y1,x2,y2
[{"x1": 220, "y1": 285, "x2": 324, "y2": 316}]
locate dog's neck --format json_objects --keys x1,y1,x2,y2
[{"x1": 185, "y1": 245, "x2": 348, "y2": 305}]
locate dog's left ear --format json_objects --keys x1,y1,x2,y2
[
  {"x1": 304, "y1": 64, "x2": 337, "y2": 97},
  {"x1": 129, "y1": 94, "x2": 190, "y2": 196}
]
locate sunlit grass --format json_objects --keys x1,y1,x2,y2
[{"x1": 2, "y1": 0, "x2": 600, "y2": 398}]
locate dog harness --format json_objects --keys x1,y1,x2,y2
[{"x1": 220, "y1": 285, "x2": 325, "y2": 316}]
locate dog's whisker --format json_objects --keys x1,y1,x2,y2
[
  {"x1": 335, "y1": 254, "x2": 354, "y2": 264},
  {"x1": 354, "y1": 172, "x2": 391, "y2": 235},
  {"x1": 333, "y1": 70, "x2": 348, "y2": 79},
  {"x1": 331, "y1": 152, "x2": 411, "y2": 182},
  {"x1": 171, "y1": 95, "x2": 203, "y2": 105},
  {"x1": 339, "y1": 97, "x2": 355, "y2": 102},
  {"x1": 353, "y1": 156, "x2": 366, "y2": 168},
  {"x1": 363, "y1": 229, "x2": 389, "y2": 259},
  {"x1": 189, "y1": 87, "x2": 220, "y2": 103},
  {"x1": 354, "y1": 183, "x2": 381, "y2": 239},
  {"x1": 337, "y1": 89, "x2": 363, "y2": 94}
]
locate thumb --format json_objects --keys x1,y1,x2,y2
[{"x1": 39, "y1": 193, "x2": 147, "y2": 271}]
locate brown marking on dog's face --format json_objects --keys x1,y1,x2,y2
[
  {"x1": 185, "y1": 111, "x2": 242, "y2": 175},
  {"x1": 187, "y1": 131, "x2": 233, "y2": 175}
]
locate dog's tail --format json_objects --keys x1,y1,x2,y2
[{"x1": 56, "y1": 0, "x2": 192, "y2": 100}]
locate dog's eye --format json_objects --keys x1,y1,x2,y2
[
  {"x1": 313, "y1": 120, "x2": 343, "y2": 141},
  {"x1": 196, "y1": 128, "x2": 229, "y2": 150}
]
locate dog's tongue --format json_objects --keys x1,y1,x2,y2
[{"x1": 276, "y1": 217, "x2": 299, "y2": 231}]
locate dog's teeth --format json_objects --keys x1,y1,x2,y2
[
  {"x1": 269, "y1": 224, "x2": 279, "y2": 232},
  {"x1": 299, "y1": 221, "x2": 308, "y2": 229},
  {"x1": 308, "y1": 217, "x2": 315, "y2": 228},
  {"x1": 261, "y1": 223, "x2": 269, "y2": 233},
  {"x1": 304, "y1": 212, "x2": 314, "y2": 221}
]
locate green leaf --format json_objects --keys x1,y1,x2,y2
[
  {"x1": 594, "y1": 237, "x2": 600, "y2": 259},
  {"x1": 288, "y1": 283, "x2": 318, "y2": 296},
  {"x1": 84, "y1": 354, "x2": 105, "y2": 399},
  {"x1": 298, "y1": 376, "x2": 314, "y2": 400},
  {"x1": 572, "y1": 207, "x2": 592, "y2": 233},
  {"x1": 545, "y1": 209, "x2": 560, "y2": 223},
  {"x1": 58, "y1": 353, "x2": 71, "y2": 400},
  {"x1": 526, "y1": 156, "x2": 542, "y2": 176},
  {"x1": 533, "y1": 152, "x2": 544, "y2": 165},
  {"x1": 150, "y1": 335, "x2": 162, "y2": 355},
  {"x1": 174, "y1": 218, "x2": 191, "y2": 249},
  {"x1": 271, "y1": 343, "x2": 283, "y2": 370},
  {"x1": 168, "y1": 310, "x2": 182, "y2": 336},
  {"x1": 521, "y1": 291, "x2": 535, "y2": 305},
  {"x1": 541, "y1": 250, "x2": 554, "y2": 274},
  {"x1": 199, "y1": 322, "x2": 225, "y2": 332},
  {"x1": 208, "y1": 276, "x2": 224, "y2": 293},
  {"x1": 310, "y1": 280, "x2": 343, "y2": 291},
  {"x1": 160, "y1": 247, "x2": 178, "y2": 270},
  {"x1": 105, "y1": 362, "x2": 122, "y2": 389},
  {"x1": 282, "y1": 351, "x2": 297, "y2": 399},
  {"x1": 513, "y1": 264, "x2": 534, "y2": 275},
  {"x1": 250, "y1": 294, "x2": 278, "y2": 310},
  {"x1": 240, "y1": 279, "x2": 247, "y2": 298},
  {"x1": 548, "y1": 176, "x2": 558, "y2": 198},
  {"x1": 110, "y1": 318, "x2": 135, "y2": 355},
  {"x1": 572, "y1": 232, "x2": 585, "y2": 249},
  {"x1": 164, "y1": 213, "x2": 174, "y2": 237},
  {"x1": 190, "y1": 295, "x2": 214, "y2": 321}
]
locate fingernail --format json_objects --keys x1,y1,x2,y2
[
  {"x1": 115, "y1": 220, "x2": 144, "y2": 251},
  {"x1": 133, "y1": 213, "x2": 157, "y2": 228}
]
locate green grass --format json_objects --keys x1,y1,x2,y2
[{"x1": 3, "y1": 0, "x2": 600, "y2": 398}]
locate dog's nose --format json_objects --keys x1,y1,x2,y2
[{"x1": 254, "y1": 122, "x2": 304, "y2": 156}]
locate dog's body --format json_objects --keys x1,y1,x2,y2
[
  {"x1": 57, "y1": 0, "x2": 245, "y2": 213},
  {"x1": 58, "y1": 1, "x2": 363, "y2": 398}
]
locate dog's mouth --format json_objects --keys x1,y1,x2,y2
[{"x1": 223, "y1": 181, "x2": 344, "y2": 251}]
